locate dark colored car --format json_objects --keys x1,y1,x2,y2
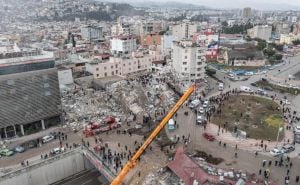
[
  {"x1": 250, "y1": 83, "x2": 257, "y2": 87},
  {"x1": 202, "y1": 132, "x2": 215, "y2": 141}
]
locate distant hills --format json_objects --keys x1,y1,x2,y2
[{"x1": 97, "y1": 0, "x2": 208, "y2": 9}]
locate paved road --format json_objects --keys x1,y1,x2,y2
[{"x1": 54, "y1": 170, "x2": 109, "y2": 185}]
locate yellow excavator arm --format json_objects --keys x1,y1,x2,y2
[{"x1": 110, "y1": 84, "x2": 195, "y2": 185}]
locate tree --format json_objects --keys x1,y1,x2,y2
[
  {"x1": 256, "y1": 40, "x2": 267, "y2": 50},
  {"x1": 263, "y1": 48, "x2": 276, "y2": 57},
  {"x1": 274, "y1": 54, "x2": 283, "y2": 60},
  {"x1": 292, "y1": 39, "x2": 300, "y2": 45}
]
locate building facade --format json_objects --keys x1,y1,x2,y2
[
  {"x1": 0, "y1": 50, "x2": 61, "y2": 138},
  {"x1": 242, "y1": 7, "x2": 252, "y2": 18},
  {"x1": 81, "y1": 26, "x2": 104, "y2": 41},
  {"x1": 110, "y1": 35, "x2": 137, "y2": 55},
  {"x1": 85, "y1": 53, "x2": 164, "y2": 79},
  {"x1": 247, "y1": 25, "x2": 272, "y2": 41},
  {"x1": 172, "y1": 22, "x2": 200, "y2": 41},
  {"x1": 171, "y1": 40, "x2": 206, "y2": 81}
]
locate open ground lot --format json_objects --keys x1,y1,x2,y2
[{"x1": 211, "y1": 95, "x2": 284, "y2": 140}]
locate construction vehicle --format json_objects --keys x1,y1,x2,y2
[
  {"x1": 110, "y1": 84, "x2": 196, "y2": 185},
  {"x1": 83, "y1": 116, "x2": 121, "y2": 137}
]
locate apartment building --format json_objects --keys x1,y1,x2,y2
[
  {"x1": 110, "y1": 35, "x2": 137, "y2": 55},
  {"x1": 247, "y1": 25, "x2": 272, "y2": 41},
  {"x1": 85, "y1": 52, "x2": 164, "y2": 79},
  {"x1": 171, "y1": 22, "x2": 200, "y2": 41},
  {"x1": 171, "y1": 40, "x2": 206, "y2": 81},
  {"x1": 81, "y1": 25, "x2": 104, "y2": 41}
]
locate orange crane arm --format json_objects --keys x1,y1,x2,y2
[{"x1": 110, "y1": 84, "x2": 196, "y2": 185}]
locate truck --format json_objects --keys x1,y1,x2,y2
[
  {"x1": 83, "y1": 116, "x2": 121, "y2": 137},
  {"x1": 240, "y1": 86, "x2": 253, "y2": 93}
]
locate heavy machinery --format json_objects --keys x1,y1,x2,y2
[
  {"x1": 110, "y1": 84, "x2": 196, "y2": 185},
  {"x1": 83, "y1": 116, "x2": 121, "y2": 137}
]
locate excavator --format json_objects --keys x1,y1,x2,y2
[{"x1": 110, "y1": 84, "x2": 196, "y2": 185}]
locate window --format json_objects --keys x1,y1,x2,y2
[
  {"x1": 197, "y1": 68, "x2": 201, "y2": 71},
  {"x1": 96, "y1": 74, "x2": 99, "y2": 77},
  {"x1": 44, "y1": 83, "x2": 50, "y2": 88},
  {"x1": 197, "y1": 74, "x2": 201, "y2": 77},
  {"x1": 104, "y1": 72, "x2": 107, "y2": 77},
  {"x1": 10, "y1": 89, "x2": 16, "y2": 94},
  {"x1": 24, "y1": 95, "x2": 29, "y2": 100},
  {"x1": 96, "y1": 68, "x2": 99, "y2": 71},
  {"x1": 129, "y1": 68, "x2": 131, "y2": 71},
  {"x1": 197, "y1": 62, "x2": 202, "y2": 65},
  {"x1": 123, "y1": 64, "x2": 126, "y2": 67},
  {"x1": 183, "y1": 62, "x2": 187, "y2": 65},
  {"x1": 184, "y1": 68, "x2": 187, "y2": 71},
  {"x1": 43, "y1": 75, "x2": 48, "y2": 80},
  {"x1": 184, "y1": 56, "x2": 188, "y2": 59},
  {"x1": 7, "y1": 80, "x2": 14, "y2": 85},
  {"x1": 129, "y1": 63, "x2": 131, "y2": 66},
  {"x1": 112, "y1": 71, "x2": 114, "y2": 75},
  {"x1": 116, "y1": 70, "x2": 118, "y2": 74},
  {"x1": 115, "y1": 64, "x2": 118, "y2": 68},
  {"x1": 185, "y1": 49, "x2": 188, "y2": 53},
  {"x1": 111, "y1": 66, "x2": 114, "y2": 69},
  {"x1": 45, "y1": 91, "x2": 51, "y2": 96},
  {"x1": 104, "y1": 66, "x2": 107, "y2": 70},
  {"x1": 197, "y1": 56, "x2": 201, "y2": 59}
]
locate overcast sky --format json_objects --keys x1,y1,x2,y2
[{"x1": 106, "y1": 0, "x2": 300, "y2": 10}]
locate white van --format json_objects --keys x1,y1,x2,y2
[
  {"x1": 240, "y1": 86, "x2": 253, "y2": 93},
  {"x1": 168, "y1": 119, "x2": 176, "y2": 131},
  {"x1": 218, "y1": 83, "x2": 224, "y2": 91},
  {"x1": 189, "y1": 99, "x2": 201, "y2": 109}
]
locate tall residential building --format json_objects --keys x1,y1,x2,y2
[
  {"x1": 81, "y1": 26, "x2": 104, "y2": 41},
  {"x1": 243, "y1": 7, "x2": 252, "y2": 18},
  {"x1": 110, "y1": 35, "x2": 137, "y2": 55},
  {"x1": 247, "y1": 25, "x2": 272, "y2": 41},
  {"x1": 171, "y1": 22, "x2": 200, "y2": 41},
  {"x1": 0, "y1": 49, "x2": 61, "y2": 139},
  {"x1": 171, "y1": 40, "x2": 206, "y2": 81}
]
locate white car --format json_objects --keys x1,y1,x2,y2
[
  {"x1": 51, "y1": 147, "x2": 65, "y2": 155},
  {"x1": 189, "y1": 99, "x2": 201, "y2": 109},
  {"x1": 282, "y1": 99, "x2": 291, "y2": 105},
  {"x1": 42, "y1": 135, "x2": 55, "y2": 143},
  {"x1": 270, "y1": 148, "x2": 284, "y2": 157},
  {"x1": 198, "y1": 107, "x2": 205, "y2": 114},
  {"x1": 203, "y1": 100, "x2": 209, "y2": 108},
  {"x1": 196, "y1": 116, "x2": 203, "y2": 124}
]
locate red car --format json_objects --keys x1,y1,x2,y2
[{"x1": 202, "y1": 132, "x2": 215, "y2": 141}]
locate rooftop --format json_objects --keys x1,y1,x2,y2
[
  {"x1": 227, "y1": 49, "x2": 264, "y2": 60},
  {"x1": 0, "y1": 51, "x2": 54, "y2": 67}
]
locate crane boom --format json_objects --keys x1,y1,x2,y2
[{"x1": 110, "y1": 84, "x2": 196, "y2": 185}]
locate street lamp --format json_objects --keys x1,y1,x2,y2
[{"x1": 276, "y1": 127, "x2": 283, "y2": 146}]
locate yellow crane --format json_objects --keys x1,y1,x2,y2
[{"x1": 110, "y1": 84, "x2": 196, "y2": 185}]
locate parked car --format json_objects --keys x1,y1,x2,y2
[
  {"x1": 189, "y1": 99, "x2": 201, "y2": 109},
  {"x1": 270, "y1": 148, "x2": 284, "y2": 157},
  {"x1": 0, "y1": 149, "x2": 14, "y2": 156},
  {"x1": 196, "y1": 116, "x2": 204, "y2": 124},
  {"x1": 202, "y1": 133, "x2": 215, "y2": 141},
  {"x1": 50, "y1": 147, "x2": 66, "y2": 155},
  {"x1": 14, "y1": 146, "x2": 25, "y2": 153},
  {"x1": 198, "y1": 107, "x2": 205, "y2": 114},
  {"x1": 42, "y1": 135, "x2": 55, "y2": 143},
  {"x1": 203, "y1": 100, "x2": 209, "y2": 108},
  {"x1": 282, "y1": 99, "x2": 291, "y2": 105},
  {"x1": 282, "y1": 144, "x2": 295, "y2": 153},
  {"x1": 256, "y1": 89, "x2": 267, "y2": 96},
  {"x1": 250, "y1": 83, "x2": 257, "y2": 87},
  {"x1": 294, "y1": 125, "x2": 300, "y2": 133}
]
